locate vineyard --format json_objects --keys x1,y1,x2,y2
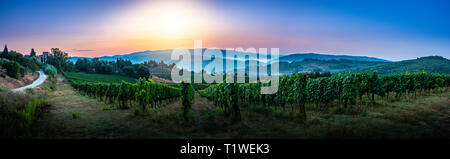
[
  {"x1": 18, "y1": 70, "x2": 449, "y2": 139},
  {"x1": 199, "y1": 71, "x2": 450, "y2": 120},
  {"x1": 64, "y1": 70, "x2": 450, "y2": 123},
  {"x1": 65, "y1": 72, "x2": 137, "y2": 83},
  {"x1": 68, "y1": 77, "x2": 182, "y2": 111}
]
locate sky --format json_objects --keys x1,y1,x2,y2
[{"x1": 0, "y1": 0, "x2": 449, "y2": 61}]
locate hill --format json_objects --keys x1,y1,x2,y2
[
  {"x1": 70, "y1": 49, "x2": 391, "y2": 74},
  {"x1": 279, "y1": 53, "x2": 389, "y2": 62},
  {"x1": 70, "y1": 50, "x2": 389, "y2": 64},
  {"x1": 279, "y1": 59, "x2": 386, "y2": 74},
  {"x1": 348, "y1": 56, "x2": 450, "y2": 75}
]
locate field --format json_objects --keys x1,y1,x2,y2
[
  {"x1": 5, "y1": 71, "x2": 444, "y2": 139},
  {"x1": 152, "y1": 73, "x2": 172, "y2": 81},
  {"x1": 30, "y1": 76, "x2": 450, "y2": 138},
  {"x1": 64, "y1": 72, "x2": 137, "y2": 83},
  {"x1": 2, "y1": 70, "x2": 450, "y2": 139}
]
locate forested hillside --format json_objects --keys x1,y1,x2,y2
[
  {"x1": 279, "y1": 59, "x2": 386, "y2": 74},
  {"x1": 349, "y1": 56, "x2": 450, "y2": 75}
]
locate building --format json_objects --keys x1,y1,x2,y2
[{"x1": 38, "y1": 52, "x2": 49, "y2": 63}]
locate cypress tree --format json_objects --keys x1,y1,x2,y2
[
  {"x1": 30, "y1": 48, "x2": 36, "y2": 57},
  {"x1": 2, "y1": 44, "x2": 8, "y2": 55}
]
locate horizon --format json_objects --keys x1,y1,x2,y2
[
  {"x1": 1, "y1": 0, "x2": 449, "y2": 61},
  {"x1": 2, "y1": 45, "x2": 447, "y2": 62}
]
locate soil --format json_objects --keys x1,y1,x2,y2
[{"x1": 0, "y1": 71, "x2": 39, "y2": 89}]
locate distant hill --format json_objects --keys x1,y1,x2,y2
[
  {"x1": 279, "y1": 53, "x2": 389, "y2": 63},
  {"x1": 348, "y1": 56, "x2": 450, "y2": 75},
  {"x1": 70, "y1": 49, "x2": 396, "y2": 75},
  {"x1": 70, "y1": 49, "x2": 261, "y2": 64},
  {"x1": 279, "y1": 59, "x2": 386, "y2": 74},
  {"x1": 71, "y1": 50, "x2": 390, "y2": 64}
]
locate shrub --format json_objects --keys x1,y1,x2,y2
[
  {"x1": 0, "y1": 92, "x2": 51, "y2": 138},
  {"x1": 72, "y1": 112, "x2": 81, "y2": 119},
  {"x1": 43, "y1": 64, "x2": 58, "y2": 76},
  {"x1": 0, "y1": 58, "x2": 10, "y2": 66},
  {"x1": 4, "y1": 61, "x2": 20, "y2": 79},
  {"x1": 20, "y1": 65, "x2": 31, "y2": 76}
]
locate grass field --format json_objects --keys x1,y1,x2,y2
[
  {"x1": 64, "y1": 72, "x2": 137, "y2": 83},
  {"x1": 152, "y1": 73, "x2": 172, "y2": 81}
]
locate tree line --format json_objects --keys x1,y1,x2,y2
[{"x1": 73, "y1": 58, "x2": 150, "y2": 79}]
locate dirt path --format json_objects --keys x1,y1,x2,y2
[
  {"x1": 191, "y1": 93, "x2": 227, "y2": 128},
  {"x1": 11, "y1": 70, "x2": 47, "y2": 92},
  {"x1": 1, "y1": 71, "x2": 39, "y2": 90}
]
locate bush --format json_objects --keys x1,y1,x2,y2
[
  {"x1": 72, "y1": 112, "x2": 81, "y2": 119},
  {"x1": 2, "y1": 52, "x2": 39, "y2": 71},
  {"x1": 0, "y1": 58, "x2": 10, "y2": 66},
  {"x1": 136, "y1": 64, "x2": 150, "y2": 78},
  {"x1": 20, "y1": 65, "x2": 31, "y2": 77},
  {"x1": 43, "y1": 64, "x2": 58, "y2": 76},
  {"x1": 4, "y1": 61, "x2": 20, "y2": 79},
  {"x1": 0, "y1": 91, "x2": 51, "y2": 138}
]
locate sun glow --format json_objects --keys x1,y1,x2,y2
[
  {"x1": 105, "y1": 1, "x2": 216, "y2": 41},
  {"x1": 157, "y1": 5, "x2": 191, "y2": 37}
]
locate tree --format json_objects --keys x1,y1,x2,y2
[
  {"x1": 1, "y1": 50, "x2": 39, "y2": 71},
  {"x1": 43, "y1": 64, "x2": 58, "y2": 76},
  {"x1": 1, "y1": 44, "x2": 8, "y2": 58},
  {"x1": 136, "y1": 64, "x2": 150, "y2": 78},
  {"x1": 5, "y1": 61, "x2": 20, "y2": 79},
  {"x1": 47, "y1": 48, "x2": 71, "y2": 72},
  {"x1": 30, "y1": 48, "x2": 36, "y2": 57},
  {"x1": 123, "y1": 65, "x2": 136, "y2": 77},
  {"x1": 75, "y1": 58, "x2": 91, "y2": 72}
]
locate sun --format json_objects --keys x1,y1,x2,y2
[
  {"x1": 158, "y1": 7, "x2": 188, "y2": 37},
  {"x1": 108, "y1": 1, "x2": 211, "y2": 39},
  {"x1": 102, "y1": 0, "x2": 221, "y2": 49}
]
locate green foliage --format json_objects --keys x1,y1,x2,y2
[
  {"x1": 0, "y1": 91, "x2": 51, "y2": 138},
  {"x1": 42, "y1": 64, "x2": 57, "y2": 76},
  {"x1": 47, "y1": 48, "x2": 72, "y2": 72},
  {"x1": 73, "y1": 57, "x2": 151, "y2": 79},
  {"x1": 72, "y1": 112, "x2": 81, "y2": 119},
  {"x1": 135, "y1": 64, "x2": 150, "y2": 78},
  {"x1": 350, "y1": 56, "x2": 450, "y2": 75},
  {"x1": 69, "y1": 77, "x2": 181, "y2": 111},
  {"x1": 280, "y1": 58, "x2": 385, "y2": 74},
  {"x1": 18, "y1": 98, "x2": 51, "y2": 127},
  {"x1": 180, "y1": 81, "x2": 195, "y2": 118},
  {"x1": 1, "y1": 51, "x2": 39, "y2": 71},
  {"x1": 0, "y1": 58, "x2": 10, "y2": 66},
  {"x1": 200, "y1": 71, "x2": 450, "y2": 121},
  {"x1": 152, "y1": 73, "x2": 172, "y2": 80},
  {"x1": 4, "y1": 61, "x2": 20, "y2": 79},
  {"x1": 65, "y1": 72, "x2": 137, "y2": 83}
]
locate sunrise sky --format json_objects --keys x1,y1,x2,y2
[{"x1": 0, "y1": 0, "x2": 449, "y2": 61}]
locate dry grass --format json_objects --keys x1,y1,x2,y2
[{"x1": 0, "y1": 72, "x2": 39, "y2": 89}]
